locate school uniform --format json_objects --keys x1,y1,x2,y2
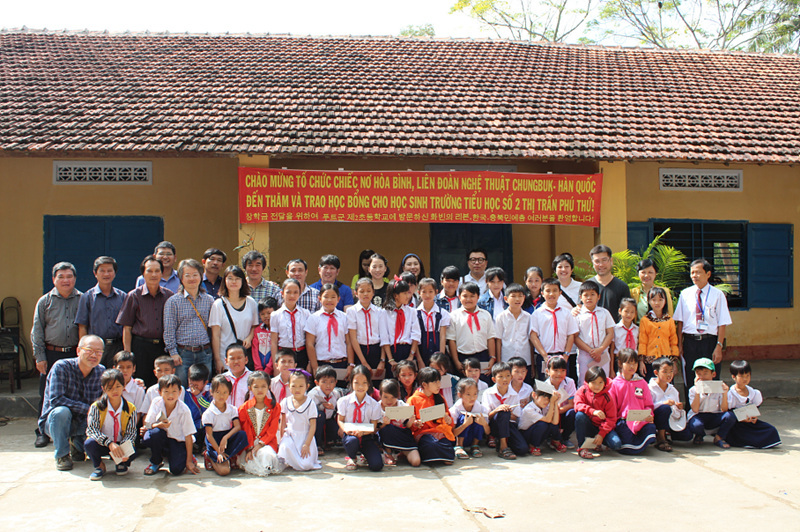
[
  {"x1": 278, "y1": 396, "x2": 321, "y2": 470},
  {"x1": 575, "y1": 305, "x2": 615, "y2": 386},
  {"x1": 475, "y1": 379, "x2": 489, "y2": 403},
  {"x1": 446, "y1": 307, "x2": 496, "y2": 381},
  {"x1": 546, "y1": 376, "x2": 577, "y2": 444},
  {"x1": 482, "y1": 385, "x2": 527, "y2": 455},
  {"x1": 201, "y1": 401, "x2": 248, "y2": 462},
  {"x1": 495, "y1": 309, "x2": 533, "y2": 370},
  {"x1": 518, "y1": 401, "x2": 560, "y2": 447},
  {"x1": 436, "y1": 291, "x2": 460, "y2": 313},
  {"x1": 308, "y1": 386, "x2": 344, "y2": 447},
  {"x1": 84, "y1": 398, "x2": 138, "y2": 469},
  {"x1": 726, "y1": 386, "x2": 781, "y2": 449},
  {"x1": 185, "y1": 389, "x2": 212, "y2": 433},
  {"x1": 251, "y1": 323, "x2": 272, "y2": 374},
  {"x1": 382, "y1": 305, "x2": 421, "y2": 367},
  {"x1": 378, "y1": 399, "x2": 418, "y2": 451},
  {"x1": 408, "y1": 390, "x2": 456, "y2": 463},
  {"x1": 271, "y1": 376, "x2": 291, "y2": 404},
  {"x1": 688, "y1": 384, "x2": 736, "y2": 442},
  {"x1": 337, "y1": 392, "x2": 384, "y2": 471},
  {"x1": 141, "y1": 384, "x2": 187, "y2": 417},
  {"x1": 647, "y1": 378, "x2": 691, "y2": 441},
  {"x1": 272, "y1": 304, "x2": 312, "y2": 370},
  {"x1": 673, "y1": 283, "x2": 732, "y2": 391},
  {"x1": 123, "y1": 378, "x2": 145, "y2": 414},
  {"x1": 612, "y1": 321, "x2": 638, "y2": 355},
  {"x1": 439, "y1": 373, "x2": 459, "y2": 410},
  {"x1": 510, "y1": 381, "x2": 534, "y2": 408},
  {"x1": 223, "y1": 368, "x2": 252, "y2": 409},
  {"x1": 449, "y1": 399, "x2": 489, "y2": 445},
  {"x1": 346, "y1": 303, "x2": 388, "y2": 374},
  {"x1": 305, "y1": 309, "x2": 350, "y2": 376},
  {"x1": 143, "y1": 397, "x2": 196, "y2": 475},
  {"x1": 529, "y1": 305, "x2": 579, "y2": 380},
  {"x1": 477, "y1": 290, "x2": 508, "y2": 319},
  {"x1": 417, "y1": 303, "x2": 451, "y2": 366}
]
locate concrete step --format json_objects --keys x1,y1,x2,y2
[{"x1": 1, "y1": 359, "x2": 798, "y2": 418}]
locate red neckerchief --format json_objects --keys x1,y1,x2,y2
[
  {"x1": 546, "y1": 307, "x2": 561, "y2": 352},
  {"x1": 288, "y1": 308, "x2": 299, "y2": 350},
  {"x1": 353, "y1": 399, "x2": 366, "y2": 423},
  {"x1": 394, "y1": 308, "x2": 406, "y2": 349},
  {"x1": 362, "y1": 306, "x2": 373, "y2": 344},
  {"x1": 466, "y1": 310, "x2": 481, "y2": 333},
  {"x1": 324, "y1": 312, "x2": 338, "y2": 352}
]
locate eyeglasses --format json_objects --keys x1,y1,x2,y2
[
  {"x1": 592, "y1": 257, "x2": 611, "y2": 264},
  {"x1": 79, "y1": 347, "x2": 104, "y2": 356},
  {"x1": 468, "y1": 258, "x2": 487, "y2": 264}
]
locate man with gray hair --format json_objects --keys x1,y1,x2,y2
[{"x1": 32, "y1": 261, "x2": 82, "y2": 448}]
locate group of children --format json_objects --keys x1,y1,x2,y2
[{"x1": 81, "y1": 264, "x2": 781, "y2": 479}]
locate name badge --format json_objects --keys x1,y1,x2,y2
[{"x1": 697, "y1": 321, "x2": 708, "y2": 332}]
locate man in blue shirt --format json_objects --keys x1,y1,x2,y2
[
  {"x1": 75, "y1": 256, "x2": 126, "y2": 367},
  {"x1": 310, "y1": 254, "x2": 355, "y2": 312},
  {"x1": 39, "y1": 334, "x2": 105, "y2": 471},
  {"x1": 135, "y1": 241, "x2": 181, "y2": 293},
  {"x1": 201, "y1": 248, "x2": 226, "y2": 299}
]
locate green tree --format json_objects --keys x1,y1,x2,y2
[
  {"x1": 399, "y1": 24, "x2": 436, "y2": 37},
  {"x1": 451, "y1": 0, "x2": 594, "y2": 41}
]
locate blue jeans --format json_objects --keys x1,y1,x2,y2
[
  {"x1": 176, "y1": 347, "x2": 212, "y2": 387},
  {"x1": 575, "y1": 412, "x2": 621, "y2": 450},
  {"x1": 43, "y1": 406, "x2": 86, "y2": 459}
]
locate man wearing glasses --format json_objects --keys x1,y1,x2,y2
[
  {"x1": 461, "y1": 248, "x2": 490, "y2": 294},
  {"x1": 31, "y1": 262, "x2": 82, "y2": 448},
  {"x1": 135, "y1": 241, "x2": 181, "y2": 293},
  {"x1": 588, "y1": 245, "x2": 631, "y2": 322},
  {"x1": 38, "y1": 335, "x2": 105, "y2": 471}
]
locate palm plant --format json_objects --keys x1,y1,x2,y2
[{"x1": 612, "y1": 228, "x2": 690, "y2": 302}]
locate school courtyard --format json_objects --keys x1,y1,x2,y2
[{"x1": 1, "y1": 397, "x2": 798, "y2": 531}]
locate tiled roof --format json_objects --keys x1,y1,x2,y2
[{"x1": 1, "y1": 30, "x2": 799, "y2": 163}]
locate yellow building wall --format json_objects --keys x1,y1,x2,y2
[
  {"x1": 626, "y1": 161, "x2": 800, "y2": 352},
  {"x1": 0, "y1": 156, "x2": 240, "y2": 339}
]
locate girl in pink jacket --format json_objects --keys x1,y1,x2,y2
[{"x1": 606, "y1": 349, "x2": 656, "y2": 455}]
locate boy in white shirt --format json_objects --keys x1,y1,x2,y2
[
  {"x1": 529, "y1": 278, "x2": 579, "y2": 381},
  {"x1": 446, "y1": 282, "x2": 497, "y2": 379},
  {"x1": 141, "y1": 356, "x2": 186, "y2": 416},
  {"x1": 114, "y1": 351, "x2": 145, "y2": 415},
  {"x1": 544, "y1": 356, "x2": 577, "y2": 450},
  {"x1": 307, "y1": 365, "x2": 345, "y2": 453},
  {"x1": 688, "y1": 358, "x2": 735, "y2": 448},
  {"x1": 508, "y1": 357, "x2": 534, "y2": 408},
  {"x1": 518, "y1": 389, "x2": 561, "y2": 455},
  {"x1": 574, "y1": 280, "x2": 615, "y2": 386},
  {"x1": 222, "y1": 345, "x2": 252, "y2": 409},
  {"x1": 142, "y1": 374, "x2": 199, "y2": 476},
  {"x1": 495, "y1": 284, "x2": 532, "y2": 374},
  {"x1": 648, "y1": 357, "x2": 691, "y2": 450},
  {"x1": 481, "y1": 362, "x2": 527, "y2": 459}
]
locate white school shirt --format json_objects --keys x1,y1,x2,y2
[
  {"x1": 271, "y1": 376, "x2": 291, "y2": 403},
  {"x1": 223, "y1": 368, "x2": 252, "y2": 408},
  {"x1": 518, "y1": 401, "x2": 546, "y2": 431},
  {"x1": 305, "y1": 309, "x2": 348, "y2": 361},
  {"x1": 673, "y1": 284, "x2": 732, "y2": 335},
  {"x1": 439, "y1": 290, "x2": 461, "y2": 311},
  {"x1": 123, "y1": 378, "x2": 145, "y2": 413},
  {"x1": 511, "y1": 381, "x2": 534, "y2": 407},
  {"x1": 336, "y1": 393, "x2": 383, "y2": 423},
  {"x1": 202, "y1": 401, "x2": 238, "y2": 432},
  {"x1": 530, "y1": 305, "x2": 579, "y2": 354},
  {"x1": 417, "y1": 303, "x2": 452, "y2": 333},
  {"x1": 308, "y1": 386, "x2": 345, "y2": 420},
  {"x1": 446, "y1": 307, "x2": 497, "y2": 355},
  {"x1": 688, "y1": 384, "x2": 724, "y2": 418},
  {"x1": 145, "y1": 396, "x2": 196, "y2": 441},
  {"x1": 613, "y1": 321, "x2": 639, "y2": 354},
  {"x1": 271, "y1": 305, "x2": 311, "y2": 350},
  {"x1": 728, "y1": 385, "x2": 763, "y2": 409},
  {"x1": 101, "y1": 401, "x2": 125, "y2": 441},
  {"x1": 481, "y1": 385, "x2": 522, "y2": 419},
  {"x1": 381, "y1": 305, "x2": 421, "y2": 346},
  {"x1": 549, "y1": 377, "x2": 577, "y2": 408},
  {"x1": 648, "y1": 378, "x2": 681, "y2": 408},
  {"x1": 142, "y1": 384, "x2": 186, "y2": 416},
  {"x1": 346, "y1": 303, "x2": 388, "y2": 346},
  {"x1": 460, "y1": 273, "x2": 487, "y2": 294},
  {"x1": 449, "y1": 398, "x2": 489, "y2": 423},
  {"x1": 576, "y1": 306, "x2": 615, "y2": 358},
  {"x1": 495, "y1": 309, "x2": 532, "y2": 364},
  {"x1": 476, "y1": 379, "x2": 488, "y2": 402}
]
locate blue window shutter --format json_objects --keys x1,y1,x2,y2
[
  {"x1": 747, "y1": 224, "x2": 793, "y2": 308},
  {"x1": 627, "y1": 222, "x2": 652, "y2": 254}
]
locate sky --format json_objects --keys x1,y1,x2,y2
[{"x1": 3, "y1": 0, "x2": 487, "y2": 38}]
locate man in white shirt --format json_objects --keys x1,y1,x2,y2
[
  {"x1": 461, "y1": 248, "x2": 489, "y2": 294},
  {"x1": 673, "y1": 258, "x2": 732, "y2": 400}
]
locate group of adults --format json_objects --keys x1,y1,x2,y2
[{"x1": 32, "y1": 240, "x2": 730, "y2": 469}]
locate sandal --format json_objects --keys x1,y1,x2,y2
[
  {"x1": 345, "y1": 457, "x2": 357, "y2": 471},
  {"x1": 470, "y1": 445, "x2": 483, "y2": 458},
  {"x1": 454, "y1": 446, "x2": 470, "y2": 460},
  {"x1": 714, "y1": 437, "x2": 731, "y2": 449},
  {"x1": 144, "y1": 462, "x2": 162, "y2": 476},
  {"x1": 578, "y1": 448, "x2": 594, "y2": 460},
  {"x1": 548, "y1": 440, "x2": 567, "y2": 453},
  {"x1": 693, "y1": 435, "x2": 704, "y2": 445},
  {"x1": 487, "y1": 436, "x2": 496, "y2": 449},
  {"x1": 529, "y1": 445, "x2": 542, "y2": 456},
  {"x1": 497, "y1": 447, "x2": 516, "y2": 460},
  {"x1": 383, "y1": 452, "x2": 397, "y2": 466},
  {"x1": 656, "y1": 440, "x2": 673, "y2": 452}
]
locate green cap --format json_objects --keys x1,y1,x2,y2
[{"x1": 692, "y1": 358, "x2": 715, "y2": 371}]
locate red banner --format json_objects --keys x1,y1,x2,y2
[{"x1": 239, "y1": 168, "x2": 602, "y2": 227}]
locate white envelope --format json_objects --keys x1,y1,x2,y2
[
  {"x1": 697, "y1": 381, "x2": 725, "y2": 394},
  {"x1": 419, "y1": 403, "x2": 447, "y2": 423},
  {"x1": 534, "y1": 379, "x2": 555, "y2": 395},
  {"x1": 343, "y1": 422, "x2": 375, "y2": 433},
  {"x1": 111, "y1": 440, "x2": 135, "y2": 465},
  {"x1": 626, "y1": 409, "x2": 650, "y2": 422},
  {"x1": 333, "y1": 368, "x2": 349, "y2": 381},
  {"x1": 385, "y1": 405, "x2": 415, "y2": 421},
  {"x1": 581, "y1": 437, "x2": 599, "y2": 450},
  {"x1": 480, "y1": 362, "x2": 491, "y2": 371},
  {"x1": 734, "y1": 404, "x2": 760, "y2": 421}
]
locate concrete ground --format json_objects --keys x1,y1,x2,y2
[{"x1": 1, "y1": 399, "x2": 798, "y2": 531}]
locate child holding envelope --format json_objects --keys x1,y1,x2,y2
[
  {"x1": 688, "y1": 357, "x2": 736, "y2": 448},
  {"x1": 606, "y1": 349, "x2": 656, "y2": 455},
  {"x1": 377, "y1": 379, "x2": 421, "y2": 466},
  {"x1": 725, "y1": 360, "x2": 781, "y2": 449},
  {"x1": 408, "y1": 367, "x2": 456, "y2": 465}
]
